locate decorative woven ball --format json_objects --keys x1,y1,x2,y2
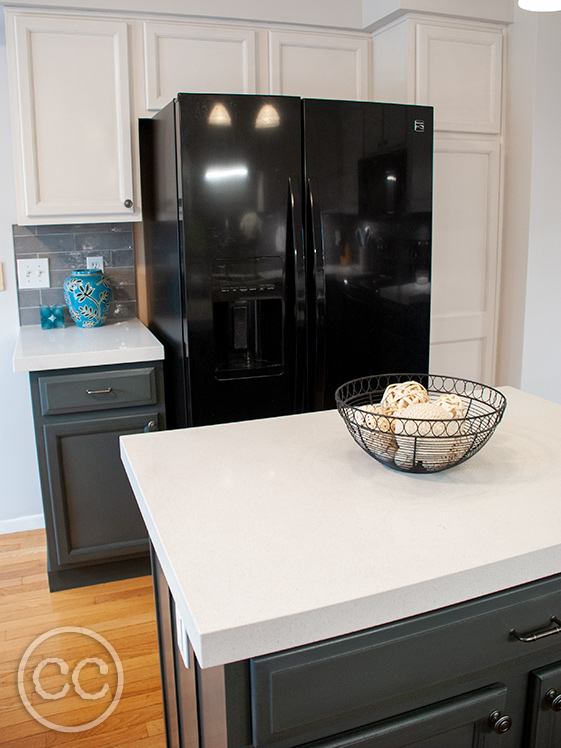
[{"x1": 381, "y1": 380, "x2": 430, "y2": 412}]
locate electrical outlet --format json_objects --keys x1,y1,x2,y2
[
  {"x1": 17, "y1": 258, "x2": 50, "y2": 289},
  {"x1": 86, "y1": 256, "x2": 104, "y2": 271}
]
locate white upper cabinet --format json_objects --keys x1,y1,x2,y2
[
  {"x1": 373, "y1": 16, "x2": 504, "y2": 135},
  {"x1": 269, "y1": 30, "x2": 370, "y2": 100},
  {"x1": 4, "y1": 11, "x2": 371, "y2": 226},
  {"x1": 6, "y1": 12, "x2": 138, "y2": 225},
  {"x1": 416, "y1": 23, "x2": 503, "y2": 134},
  {"x1": 142, "y1": 22, "x2": 258, "y2": 111}
]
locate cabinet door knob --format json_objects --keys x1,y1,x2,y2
[
  {"x1": 144, "y1": 420, "x2": 158, "y2": 433},
  {"x1": 124, "y1": 199, "x2": 133, "y2": 208},
  {"x1": 489, "y1": 711, "x2": 512, "y2": 734},
  {"x1": 546, "y1": 689, "x2": 561, "y2": 712}
]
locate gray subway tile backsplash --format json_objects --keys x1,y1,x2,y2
[{"x1": 13, "y1": 223, "x2": 138, "y2": 326}]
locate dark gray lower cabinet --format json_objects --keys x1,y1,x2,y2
[
  {"x1": 150, "y1": 554, "x2": 561, "y2": 748},
  {"x1": 30, "y1": 361, "x2": 165, "y2": 591}
]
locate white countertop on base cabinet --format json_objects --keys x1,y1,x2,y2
[
  {"x1": 13, "y1": 318, "x2": 164, "y2": 372},
  {"x1": 120, "y1": 386, "x2": 561, "y2": 669}
]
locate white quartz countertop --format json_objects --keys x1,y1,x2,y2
[
  {"x1": 120, "y1": 386, "x2": 561, "y2": 668},
  {"x1": 13, "y1": 318, "x2": 164, "y2": 372}
]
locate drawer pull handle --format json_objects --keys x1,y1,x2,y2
[
  {"x1": 546, "y1": 689, "x2": 561, "y2": 712},
  {"x1": 86, "y1": 387, "x2": 113, "y2": 395},
  {"x1": 510, "y1": 615, "x2": 561, "y2": 642},
  {"x1": 489, "y1": 710, "x2": 512, "y2": 734}
]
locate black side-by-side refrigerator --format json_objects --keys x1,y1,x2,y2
[{"x1": 140, "y1": 93, "x2": 433, "y2": 429}]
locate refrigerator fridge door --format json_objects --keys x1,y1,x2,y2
[
  {"x1": 176, "y1": 94, "x2": 305, "y2": 427},
  {"x1": 303, "y1": 99, "x2": 433, "y2": 411}
]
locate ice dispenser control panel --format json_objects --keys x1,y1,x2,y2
[{"x1": 211, "y1": 256, "x2": 283, "y2": 300}]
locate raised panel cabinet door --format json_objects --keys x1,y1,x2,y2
[
  {"x1": 42, "y1": 411, "x2": 158, "y2": 566},
  {"x1": 6, "y1": 12, "x2": 137, "y2": 224},
  {"x1": 416, "y1": 22, "x2": 503, "y2": 134},
  {"x1": 304, "y1": 685, "x2": 512, "y2": 748},
  {"x1": 429, "y1": 138, "x2": 501, "y2": 383},
  {"x1": 269, "y1": 30, "x2": 370, "y2": 100},
  {"x1": 526, "y1": 661, "x2": 561, "y2": 747},
  {"x1": 143, "y1": 22, "x2": 257, "y2": 111}
]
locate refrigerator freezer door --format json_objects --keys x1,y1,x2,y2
[
  {"x1": 303, "y1": 99, "x2": 433, "y2": 411},
  {"x1": 177, "y1": 94, "x2": 304, "y2": 427}
]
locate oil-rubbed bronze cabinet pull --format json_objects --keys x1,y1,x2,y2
[
  {"x1": 489, "y1": 710, "x2": 512, "y2": 734},
  {"x1": 546, "y1": 689, "x2": 561, "y2": 712},
  {"x1": 510, "y1": 615, "x2": 561, "y2": 642},
  {"x1": 85, "y1": 387, "x2": 113, "y2": 395}
]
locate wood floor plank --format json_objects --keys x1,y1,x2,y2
[
  {"x1": 0, "y1": 560, "x2": 48, "y2": 581},
  {"x1": 0, "y1": 732, "x2": 47, "y2": 748},
  {"x1": 0, "y1": 529, "x2": 165, "y2": 748},
  {"x1": 2, "y1": 607, "x2": 156, "y2": 639},
  {"x1": 45, "y1": 724, "x2": 150, "y2": 748},
  {"x1": 0, "y1": 529, "x2": 45, "y2": 551},
  {"x1": 146, "y1": 717, "x2": 166, "y2": 737}
]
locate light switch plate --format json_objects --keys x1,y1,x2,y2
[
  {"x1": 86, "y1": 256, "x2": 104, "y2": 271},
  {"x1": 17, "y1": 258, "x2": 50, "y2": 289}
]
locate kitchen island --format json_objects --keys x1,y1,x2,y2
[{"x1": 120, "y1": 386, "x2": 561, "y2": 748}]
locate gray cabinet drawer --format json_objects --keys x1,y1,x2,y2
[
  {"x1": 250, "y1": 577, "x2": 561, "y2": 746},
  {"x1": 38, "y1": 366, "x2": 158, "y2": 415}
]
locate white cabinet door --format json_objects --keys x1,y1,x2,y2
[
  {"x1": 6, "y1": 13, "x2": 137, "y2": 225},
  {"x1": 142, "y1": 22, "x2": 258, "y2": 111},
  {"x1": 269, "y1": 30, "x2": 370, "y2": 100},
  {"x1": 429, "y1": 139, "x2": 501, "y2": 383},
  {"x1": 416, "y1": 22, "x2": 503, "y2": 134}
]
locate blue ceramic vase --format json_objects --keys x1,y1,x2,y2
[{"x1": 63, "y1": 269, "x2": 112, "y2": 328}]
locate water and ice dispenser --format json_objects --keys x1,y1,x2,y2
[{"x1": 212, "y1": 256, "x2": 284, "y2": 379}]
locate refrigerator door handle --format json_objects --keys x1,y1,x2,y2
[
  {"x1": 306, "y1": 177, "x2": 326, "y2": 410},
  {"x1": 287, "y1": 175, "x2": 306, "y2": 413}
]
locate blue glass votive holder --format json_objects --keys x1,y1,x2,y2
[{"x1": 40, "y1": 305, "x2": 65, "y2": 329}]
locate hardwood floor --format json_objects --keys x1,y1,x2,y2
[{"x1": 0, "y1": 529, "x2": 166, "y2": 747}]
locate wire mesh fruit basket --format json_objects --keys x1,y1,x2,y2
[{"x1": 335, "y1": 373, "x2": 507, "y2": 474}]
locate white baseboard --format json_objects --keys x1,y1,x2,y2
[{"x1": 0, "y1": 514, "x2": 45, "y2": 535}]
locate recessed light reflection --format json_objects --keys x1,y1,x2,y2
[
  {"x1": 204, "y1": 165, "x2": 249, "y2": 182},
  {"x1": 208, "y1": 103, "x2": 232, "y2": 126},
  {"x1": 256, "y1": 104, "x2": 280, "y2": 129}
]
